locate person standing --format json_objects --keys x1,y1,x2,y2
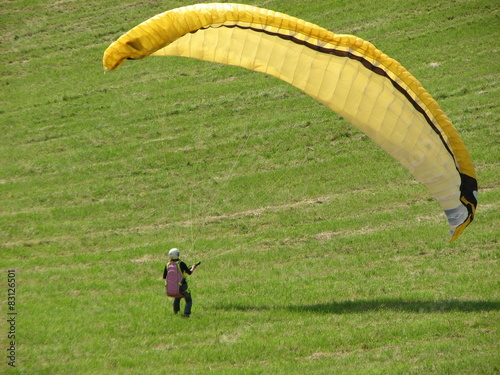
[{"x1": 163, "y1": 248, "x2": 200, "y2": 318}]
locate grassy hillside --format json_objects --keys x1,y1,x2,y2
[{"x1": 1, "y1": 0, "x2": 499, "y2": 374}]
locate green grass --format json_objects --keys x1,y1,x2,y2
[{"x1": 1, "y1": 0, "x2": 499, "y2": 374}]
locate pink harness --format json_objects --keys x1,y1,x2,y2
[{"x1": 165, "y1": 261, "x2": 186, "y2": 298}]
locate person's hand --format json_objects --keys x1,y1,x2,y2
[{"x1": 191, "y1": 261, "x2": 201, "y2": 272}]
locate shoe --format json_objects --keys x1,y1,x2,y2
[{"x1": 183, "y1": 314, "x2": 190, "y2": 318}]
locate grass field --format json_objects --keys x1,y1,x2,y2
[{"x1": 1, "y1": 0, "x2": 499, "y2": 374}]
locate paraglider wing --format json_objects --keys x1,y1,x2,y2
[{"x1": 103, "y1": 3, "x2": 477, "y2": 240}]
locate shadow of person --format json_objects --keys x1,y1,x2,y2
[{"x1": 218, "y1": 298, "x2": 500, "y2": 314}]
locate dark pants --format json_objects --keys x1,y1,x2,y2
[{"x1": 173, "y1": 282, "x2": 192, "y2": 315}]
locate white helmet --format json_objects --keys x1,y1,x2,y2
[{"x1": 168, "y1": 248, "x2": 180, "y2": 260}]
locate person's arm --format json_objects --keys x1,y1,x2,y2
[
  {"x1": 190, "y1": 261, "x2": 201, "y2": 272},
  {"x1": 162, "y1": 266, "x2": 167, "y2": 280},
  {"x1": 179, "y1": 261, "x2": 193, "y2": 275}
]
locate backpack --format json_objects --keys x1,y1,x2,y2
[{"x1": 165, "y1": 261, "x2": 186, "y2": 298}]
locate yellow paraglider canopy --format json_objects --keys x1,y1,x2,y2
[{"x1": 103, "y1": 3, "x2": 477, "y2": 240}]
